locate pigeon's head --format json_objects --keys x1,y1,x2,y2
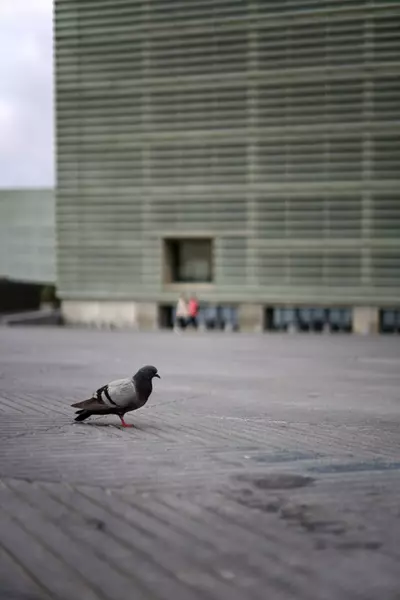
[{"x1": 134, "y1": 365, "x2": 160, "y2": 382}]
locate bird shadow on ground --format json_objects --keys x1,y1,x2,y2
[{"x1": 76, "y1": 420, "x2": 168, "y2": 433}]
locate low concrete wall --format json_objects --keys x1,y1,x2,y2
[
  {"x1": 237, "y1": 303, "x2": 264, "y2": 333},
  {"x1": 62, "y1": 301, "x2": 158, "y2": 330},
  {"x1": 1, "y1": 309, "x2": 62, "y2": 327},
  {"x1": 353, "y1": 307, "x2": 379, "y2": 335}
]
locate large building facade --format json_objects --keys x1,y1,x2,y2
[{"x1": 55, "y1": 0, "x2": 400, "y2": 332}]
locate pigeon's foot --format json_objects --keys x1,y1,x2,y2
[{"x1": 119, "y1": 417, "x2": 134, "y2": 428}]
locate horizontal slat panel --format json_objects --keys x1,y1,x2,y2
[
  {"x1": 149, "y1": 86, "x2": 247, "y2": 130},
  {"x1": 373, "y1": 135, "x2": 400, "y2": 179},
  {"x1": 257, "y1": 249, "x2": 362, "y2": 286},
  {"x1": 258, "y1": 137, "x2": 363, "y2": 181},
  {"x1": 149, "y1": 142, "x2": 247, "y2": 184},
  {"x1": 259, "y1": 80, "x2": 364, "y2": 126},
  {"x1": 372, "y1": 194, "x2": 400, "y2": 238},
  {"x1": 216, "y1": 237, "x2": 247, "y2": 285},
  {"x1": 371, "y1": 251, "x2": 400, "y2": 286},
  {"x1": 259, "y1": 20, "x2": 365, "y2": 70}
]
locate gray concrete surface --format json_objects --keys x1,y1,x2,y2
[{"x1": 0, "y1": 327, "x2": 399, "y2": 600}]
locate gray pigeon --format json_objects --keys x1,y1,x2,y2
[{"x1": 71, "y1": 365, "x2": 160, "y2": 427}]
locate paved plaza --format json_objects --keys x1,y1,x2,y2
[{"x1": 0, "y1": 326, "x2": 399, "y2": 600}]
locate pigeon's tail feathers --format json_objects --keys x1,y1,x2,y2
[
  {"x1": 71, "y1": 397, "x2": 93, "y2": 409},
  {"x1": 71, "y1": 397, "x2": 106, "y2": 410},
  {"x1": 74, "y1": 410, "x2": 91, "y2": 422}
]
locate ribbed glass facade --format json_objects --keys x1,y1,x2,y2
[{"x1": 56, "y1": 0, "x2": 400, "y2": 307}]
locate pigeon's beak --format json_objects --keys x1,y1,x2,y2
[{"x1": 155, "y1": 373, "x2": 160, "y2": 379}]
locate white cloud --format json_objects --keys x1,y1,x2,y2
[
  {"x1": 0, "y1": 0, "x2": 52, "y2": 20},
  {"x1": 0, "y1": 0, "x2": 54, "y2": 187},
  {"x1": 0, "y1": 99, "x2": 15, "y2": 123}
]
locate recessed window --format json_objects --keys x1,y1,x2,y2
[{"x1": 164, "y1": 238, "x2": 213, "y2": 283}]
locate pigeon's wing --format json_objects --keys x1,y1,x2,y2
[{"x1": 71, "y1": 378, "x2": 134, "y2": 411}]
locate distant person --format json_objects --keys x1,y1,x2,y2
[
  {"x1": 188, "y1": 295, "x2": 199, "y2": 329},
  {"x1": 175, "y1": 295, "x2": 188, "y2": 331}
]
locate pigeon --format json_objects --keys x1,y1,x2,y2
[{"x1": 71, "y1": 365, "x2": 160, "y2": 427}]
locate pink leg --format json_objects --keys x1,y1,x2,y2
[{"x1": 119, "y1": 416, "x2": 134, "y2": 428}]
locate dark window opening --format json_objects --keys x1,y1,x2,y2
[
  {"x1": 158, "y1": 305, "x2": 175, "y2": 329},
  {"x1": 164, "y1": 239, "x2": 213, "y2": 283},
  {"x1": 264, "y1": 307, "x2": 352, "y2": 333},
  {"x1": 379, "y1": 309, "x2": 400, "y2": 334}
]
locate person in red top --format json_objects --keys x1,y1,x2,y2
[{"x1": 188, "y1": 295, "x2": 199, "y2": 329}]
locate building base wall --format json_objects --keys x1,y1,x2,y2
[
  {"x1": 62, "y1": 301, "x2": 158, "y2": 330},
  {"x1": 352, "y1": 306, "x2": 379, "y2": 335},
  {"x1": 62, "y1": 301, "x2": 383, "y2": 335}
]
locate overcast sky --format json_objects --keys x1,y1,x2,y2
[{"x1": 0, "y1": 0, "x2": 53, "y2": 188}]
